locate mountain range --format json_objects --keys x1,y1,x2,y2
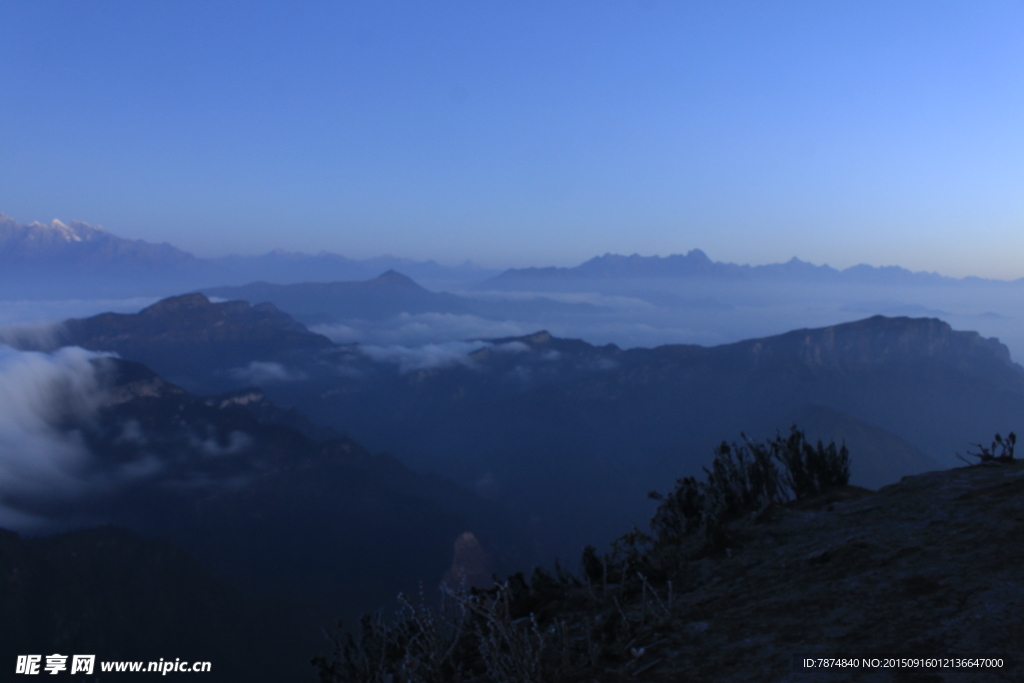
[
  {"x1": 6, "y1": 278, "x2": 1024, "y2": 679},
  {"x1": 483, "y1": 249, "x2": 1008, "y2": 289},
  {"x1": 0, "y1": 215, "x2": 200, "y2": 269},
  {"x1": 203, "y1": 270, "x2": 602, "y2": 326},
  {"x1": 0, "y1": 214, "x2": 495, "y2": 297},
  {"x1": 4, "y1": 213, "x2": 1022, "y2": 299},
  {"x1": 32, "y1": 292, "x2": 1024, "y2": 564},
  {"x1": 9, "y1": 211, "x2": 1024, "y2": 359}
]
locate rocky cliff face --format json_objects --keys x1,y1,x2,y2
[{"x1": 733, "y1": 315, "x2": 1018, "y2": 377}]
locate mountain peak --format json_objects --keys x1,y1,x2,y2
[
  {"x1": 0, "y1": 214, "x2": 200, "y2": 277},
  {"x1": 24, "y1": 218, "x2": 102, "y2": 242},
  {"x1": 524, "y1": 330, "x2": 553, "y2": 345},
  {"x1": 140, "y1": 293, "x2": 214, "y2": 315},
  {"x1": 367, "y1": 270, "x2": 423, "y2": 289}
]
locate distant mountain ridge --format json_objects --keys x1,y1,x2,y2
[
  {"x1": 485, "y1": 249, "x2": 994, "y2": 288},
  {"x1": 0, "y1": 213, "x2": 201, "y2": 269},
  {"x1": 210, "y1": 250, "x2": 495, "y2": 288},
  {"x1": 204, "y1": 270, "x2": 601, "y2": 327},
  {"x1": 204, "y1": 270, "x2": 472, "y2": 324},
  {"x1": 0, "y1": 214, "x2": 496, "y2": 297},
  {"x1": 3, "y1": 213, "x2": 1021, "y2": 295}
]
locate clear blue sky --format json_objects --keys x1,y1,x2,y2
[{"x1": 2, "y1": 1, "x2": 1023, "y2": 277}]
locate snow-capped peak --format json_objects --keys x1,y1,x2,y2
[
  {"x1": 52, "y1": 219, "x2": 83, "y2": 241},
  {"x1": 20, "y1": 218, "x2": 105, "y2": 242}
]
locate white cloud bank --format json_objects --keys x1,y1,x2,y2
[
  {"x1": 0, "y1": 345, "x2": 112, "y2": 530},
  {"x1": 358, "y1": 341, "x2": 490, "y2": 373},
  {"x1": 357, "y1": 340, "x2": 529, "y2": 373},
  {"x1": 313, "y1": 312, "x2": 530, "y2": 346},
  {"x1": 229, "y1": 361, "x2": 307, "y2": 384}
]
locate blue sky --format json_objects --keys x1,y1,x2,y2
[{"x1": 2, "y1": 1, "x2": 1023, "y2": 277}]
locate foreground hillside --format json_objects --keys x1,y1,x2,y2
[
  {"x1": 319, "y1": 458, "x2": 1024, "y2": 682},
  {"x1": 638, "y1": 461, "x2": 1024, "y2": 681}
]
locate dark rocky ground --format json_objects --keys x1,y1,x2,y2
[{"x1": 604, "y1": 461, "x2": 1024, "y2": 682}]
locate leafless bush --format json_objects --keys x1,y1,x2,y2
[{"x1": 958, "y1": 432, "x2": 1017, "y2": 465}]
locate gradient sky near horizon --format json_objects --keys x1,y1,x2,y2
[{"x1": 2, "y1": 1, "x2": 1024, "y2": 277}]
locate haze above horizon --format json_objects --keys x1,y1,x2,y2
[{"x1": 2, "y1": 1, "x2": 1023, "y2": 278}]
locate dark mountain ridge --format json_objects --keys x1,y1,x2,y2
[
  {"x1": 49, "y1": 293, "x2": 333, "y2": 392},
  {"x1": 40, "y1": 294, "x2": 1024, "y2": 562},
  {"x1": 303, "y1": 315, "x2": 1015, "y2": 557}
]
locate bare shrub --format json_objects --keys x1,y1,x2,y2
[{"x1": 957, "y1": 432, "x2": 1016, "y2": 465}]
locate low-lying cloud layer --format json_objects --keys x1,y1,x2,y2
[
  {"x1": 0, "y1": 344, "x2": 262, "y2": 532},
  {"x1": 229, "y1": 361, "x2": 307, "y2": 384},
  {"x1": 313, "y1": 312, "x2": 530, "y2": 346},
  {"x1": 356, "y1": 340, "x2": 529, "y2": 373},
  {"x1": 0, "y1": 345, "x2": 111, "y2": 530},
  {"x1": 358, "y1": 341, "x2": 491, "y2": 372}
]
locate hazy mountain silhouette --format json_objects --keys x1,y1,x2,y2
[
  {"x1": 485, "y1": 250, "x2": 964, "y2": 288},
  {"x1": 8, "y1": 210, "x2": 1024, "y2": 301},
  {"x1": 210, "y1": 250, "x2": 497, "y2": 289},
  {"x1": 0, "y1": 214, "x2": 494, "y2": 298},
  {"x1": 204, "y1": 270, "x2": 601, "y2": 327},
  {"x1": 0, "y1": 214, "x2": 213, "y2": 298},
  {"x1": 0, "y1": 214, "x2": 200, "y2": 268},
  {"x1": 205, "y1": 270, "x2": 473, "y2": 324}
]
